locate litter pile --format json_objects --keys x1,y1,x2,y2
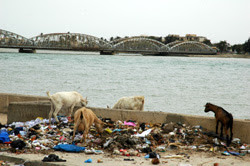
[{"x1": 0, "y1": 116, "x2": 249, "y2": 163}]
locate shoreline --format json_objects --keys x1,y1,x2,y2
[
  {"x1": 187, "y1": 54, "x2": 250, "y2": 59},
  {"x1": 0, "y1": 48, "x2": 249, "y2": 58}
]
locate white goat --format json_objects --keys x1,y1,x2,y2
[
  {"x1": 112, "y1": 96, "x2": 144, "y2": 111},
  {"x1": 47, "y1": 91, "x2": 88, "y2": 124}
]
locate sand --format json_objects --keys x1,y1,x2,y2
[{"x1": 0, "y1": 150, "x2": 250, "y2": 166}]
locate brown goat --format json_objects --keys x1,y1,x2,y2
[
  {"x1": 72, "y1": 107, "x2": 103, "y2": 143},
  {"x1": 204, "y1": 103, "x2": 233, "y2": 146}
]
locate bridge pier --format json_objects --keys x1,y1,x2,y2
[
  {"x1": 19, "y1": 48, "x2": 36, "y2": 53},
  {"x1": 142, "y1": 52, "x2": 169, "y2": 56},
  {"x1": 100, "y1": 50, "x2": 115, "y2": 55}
]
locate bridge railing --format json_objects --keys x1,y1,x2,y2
[{"x1": 0, "y1": 29, "x2": 217, "y2": 55}]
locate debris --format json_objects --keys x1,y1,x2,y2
[
  {"x1": 151, "y1": 158, "x2": 160, "y2": 165},
  {"x1": 228, "y1": 151, "x2": 240, "y2": 156},
  {"x1": 221, "y1": 151, "x2": 230, "y2": 156},
  {"x1": 124, "y1": 158, "x2": 134, "y2": 161},
  {"x1": 148, "y1": 152, "x2": 160, "y2": 159},
  {"x1": 133, "y1": 129, "x2": 152, "y2": 137},
  {"x1": 0, "y1": 115, "x2": 249, "y2": 164},
  {"x1": 84, "y1": 158, "x2": 92, "y2": 163},
  {"x1": 53, "y1": 144, "x2": 85, "y2": 152},
  {"x1": 232, "y1": 138, "x2": 240, "y2": 144},
  {"x1": 42, "y1": 154, "x2": 66, "y2": 162},
  {"x1": 105, "y1": 128, "x2": 113, "y2": 134},
  {"x1": 0, "y1": 130, "x2": 10, "y2": 143},
  {"x1": 97, "y1": 159, "x2": 103, "y2": 163},
  {"x1": 10, "y1": 139, "x2": 26, "y2": 150}
]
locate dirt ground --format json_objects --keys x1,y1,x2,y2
[{"x1": 1, "y1": 149, "x2": 250, "y2": 166}]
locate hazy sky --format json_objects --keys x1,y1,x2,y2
[{"x1": 0, "y1": 0, "x2": 249, "y2": 45}]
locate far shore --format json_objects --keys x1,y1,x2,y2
[
  {"x1": 0, "y1": 48, "x2": 250, "y2": 58},
  {"x1": 187, "y1": 53, "x2": 250, "y2": 58}
]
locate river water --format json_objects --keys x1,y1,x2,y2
[{"x1": 0, "y1": 50, "x2": 249, "y2": 119}]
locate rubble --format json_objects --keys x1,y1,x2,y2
[{"x1": 0, "y1": 116, "x2": 249, "y2": 164}]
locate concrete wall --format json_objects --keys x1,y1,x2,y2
[
  {"x1": 1, "y1": 93, "x2": 250, "y2": 143},
  {"x1": 0, "y1": 93, "x2": 48, "y2": 113}
]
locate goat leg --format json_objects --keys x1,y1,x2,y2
[
  {"x1": 220, "y1": 122, "x2": 223, "y2": 138},
  {"x1": 216, "y1": 120, "x2": 219, "y2": 135}
]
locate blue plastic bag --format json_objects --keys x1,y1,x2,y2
[
  {"x1": 53, "y1": 144, "x2": 85, "y2": 152},
  {"x1": 0, "y1": 131, "x2": 10, "y2": 143},
  {"x1": 84, "y1": 159, "x2": 92, "y2": 163}
]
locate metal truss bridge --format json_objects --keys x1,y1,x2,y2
[{"x1": 0, "y1": 29, "x2": 216, "y2": 55}]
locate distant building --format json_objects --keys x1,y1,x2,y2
[{"x1": 168, "y1": 34, "x2": 208, "y2": 42}]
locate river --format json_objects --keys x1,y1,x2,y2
[{"x1": 0, "y1": 49, "x2": 249, "y2": 119}]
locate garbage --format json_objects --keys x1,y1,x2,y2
[
  {"x1": 240, "y1": 145, "x2": 246, "y2": 150},
  {"x1": 10, "y1": 139, "x2": 26, "y2": 150},
  {"x1": 104, "y1": 128, "x2": 113, "y2": 134},
  {"x1": 0, "y1": 130, "x2": 10, "y2": 143},
  {"x1": 42, "y1": 154, "x2": 66, "y2": 162},
  {"x1": 232, "y1": 138, "x2": 241, "y2": 144},
  {"x1": 156, "y1": 146, "x2": 166, "y2": 152},
  {"x1": 133, "y1": 129, "x2": 152, "y2": 137},
  {"x1": 0, "y1": 115, "x2": 249, "y2": 164},
  {"x1": 124, "y1": 121, "x2": 136, "y2": 127},
  {"x1": 94, "y1": 150, "x2": 104, "y2": 154},
  {"x1": 148, "y1": 152, "x2": 160, "y2": 159},
  {"x1": 97, "y1": 159, "x2": 103, "y2": 163},
  {"x1": 85, "y1": 148, "x2": 96, "y2": 154},
  {"x1": 228, "y1": 151, "x2": 240, "y2": 156},
  {"x1": 221, "y1": 151, "x2": 230, "y2": 156},
  {"x1": 84, "y1": 158, "x2": 92, "y2": 163},
  {"x1": 151, "y1": 158, "x2": 160, "y2": 165},
  {"x1": 142, "y1": 147, "x2": 152, "y2": 153},
  {"x1": 53, "y1": 144, "x2": 85, "y2": 152},
  {"x1": 124, "y1": 158, "x2": 134, "y2": 161},
  {"x1": 144, "y1": 154, "x2": 150, "y2": 159},
  {"x1": 161, "y1": 122, "x2": 175, "y2": 133}
]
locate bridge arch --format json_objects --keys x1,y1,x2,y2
[
  {"x1": 113, "y1": 37, "x2": 165, "y2": 52},
  {"x1": 0, "y1": 29, "x2": 34, "y2": 46},
  {"x1": 30, "y1": 33, "x2": 112, "y2": 50},
  {"x1": 169, "y1": 41, "x2": 216, "y2": 54}
]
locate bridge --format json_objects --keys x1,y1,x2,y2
[{"x1": 0, "y1": 29, "x2": 216, "y2": 55}]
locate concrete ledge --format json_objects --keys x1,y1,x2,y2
[
  {"x1": 0, "y1": 154, "x2": 61, "y2": 166},
  {"x1": 0, "y1": 155, "x2": 25, "y2": 164},
  {"x1": 0, "y1": 93, "x2": 48, "y2": 113}
]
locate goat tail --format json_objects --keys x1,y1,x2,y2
[
  {"x1": 80, "y1": 111, "x2": 87, "y2": 131},
  {"x1": 80, "y1": 111, "x2": 83, "y2": 120}
]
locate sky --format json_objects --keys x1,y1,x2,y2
[{"x1": 0, "y1": 0, "x2": 249, "y2": 45}]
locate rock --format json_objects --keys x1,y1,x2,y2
[{"x1": 151, "y1": 158, "x2": 160, "y2": 165}]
